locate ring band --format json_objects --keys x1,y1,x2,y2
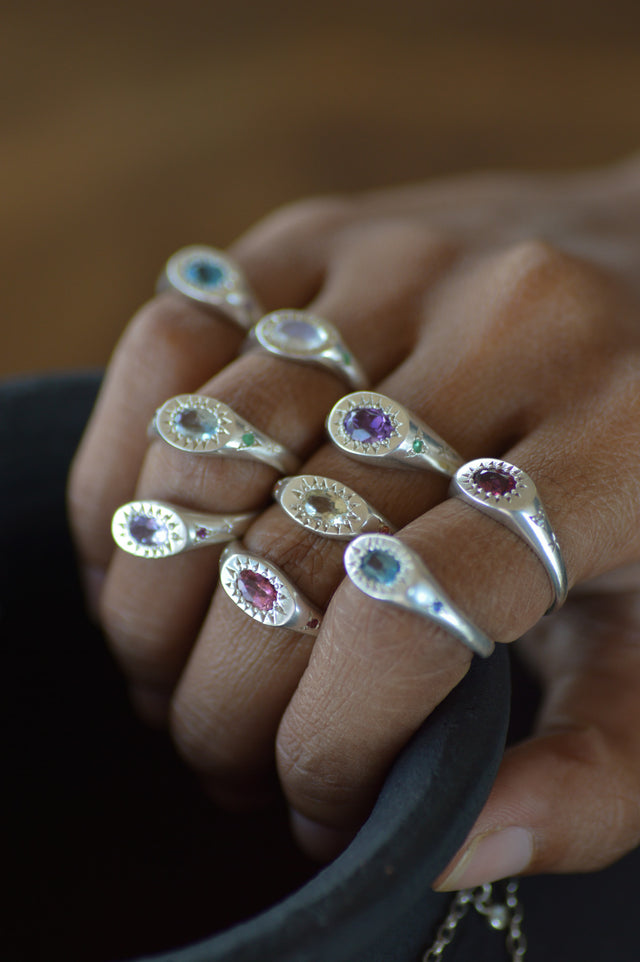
[
  {"x1": 273, "y1": 474, "x2": 394, "y2": 540},
  {"x1": 450, "y1": 458, "x2": 568, "y2": 613},
  {"x1": 157, "y1": 245, "x2": 262, "y2": 330},
  {"x1": 243, "y1": 310, "x2": 368, "y2": 390},
  {"x1": 149, "y1": 394, "x2": 300, "y2": 475},
  {"x1": 112, "y1": 500, "x2": 257, "y2": 559},
  {"x1": 344, "y1": 534, "x2": 494, "y2": 658},
  {"x1": 219, "y1": 542, "x2": 322, "y2": 634},
  {"x1": 326, "y1": 391, "x2": 464, "y2": 478}
]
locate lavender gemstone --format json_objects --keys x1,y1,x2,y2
[
  {"x1": 174, "y1": 407, "x2": 219, "y2": 440},
  {"x1": 128, "y1": 514, "x2": 169, "y2": 547},
  {"x1": 270, "y1": 317, "x2": 327, "y2": 352},
  {"x1": 237, "y1": 569, "x2": 278, "y2": 612},
  {"x1": 343, "y1": 407, "x2": 393, "y2": 444}
]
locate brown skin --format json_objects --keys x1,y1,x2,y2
[{"x1": 68, "y1": 157, "x2": 640, "y2": 886}]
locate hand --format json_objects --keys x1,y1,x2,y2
[{"x1": 68, "y1": 157, "x2": 640, "y2": 886}]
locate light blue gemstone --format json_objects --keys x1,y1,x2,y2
[
  {"x1": 174, "y1": 407, "x2": 219, "y2": 440},
  {"x1": 360, "y1": 549, "x2": 400, "y2": 585},
  {"x1": 184, "y1": 258, "x2": 225, "y2": 288}
]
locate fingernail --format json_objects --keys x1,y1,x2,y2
[
  {"x1": 434, "y1": 827, "x2": 534, "y2": 891},
  {"x1": 289, "y1": 810, "x2": 356, "y2": 862}
]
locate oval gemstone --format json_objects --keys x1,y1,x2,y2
[
  {"x1": 270, "y1": 317, "x2": 327, "y2": 352},
  {"x1": 472, "y1": 467, "x2": 516, "y2": 496},
  {"x1": 184, "y1": 258, "x2": 225, "y2": 288},
  {"x1": 360, "y1": 549, "x2": 400, "y2": 585},
  {"x1": 174, "y1": 407, "x2": 219, "y2": 440},
  {"x1": 303, "y1": 489, "x2": 349, "y2": 523},
  {"x1": 128, "y1": 513, "x2": 169, "y2": 547},
  {"x1": 343, "y1": 407, "x2": 393, "y2": 444},
  {"x1": 237, "y1": 569, "x2": 278, "y2": 612}
]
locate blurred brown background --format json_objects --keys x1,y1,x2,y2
[{"x1": 2, "y1": 0, "x2": 640, "y2": 376}]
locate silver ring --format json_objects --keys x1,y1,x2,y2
[
  {"x1": 273, "y1": 474, "x2": 394, "y2": 540},
  {"x1": 219, "y1": 542, "x2": 322, "y2": 634},
  {"x1": 112, "y1": 500, "x2": 257, "y2": 559},
  {"x1": 149, "y1": 394, "x2": 300, "y2": 475},
  {"x1": 157, "y1": 245, "x2": 262, "y2": 330},
  {"x1": 450, "y1": 458, "x2": 568, "y2": 613},
  {"x1": 326, "y1": 391, "x2": 464, "y2": 478},
  {"x1": 344, "y1": 534, "x2": 494, "y2": 658},
  {"x1": 244, "y1": 310, "x2": 368, "y2": 390}
]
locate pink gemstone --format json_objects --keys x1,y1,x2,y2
[
  {"x1": 306, "y1": 617, "x2": 320, "y2": 630},
  {"x1": 237, "y1": 569, "x2": 278, "y2": 612},
  {"x1": 472, "y1": 467, "x2": 516, "y2": 496}
]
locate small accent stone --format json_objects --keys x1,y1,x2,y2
[
  {"x1": 270, "y1": 317, "x2": 327, "y2": 352},
  {"x1": 360, "y1": 549, "x2": 400, "y2": 585},
  {"x1": 196, "y1": 527, "x2": 208, "y2": 540},
  {"x1": 412, "y1": 438, "x2": 424, "y2": 453},
  {"x1": 185, "y1": 258, "x2": 225, "y2": 288},
  {"x1": 128, "y1": 514, "x2": 169, "y2": 547},
  {"x1": 302, "y1": 489, "x2": 348, "y2": 524},
  {"x1": 174, "y1": 407, "x2": 219, "y2": 440},
  {"x1": 432, "y1": 600, "x2": 444, "y2": 613},
  {"x1": 306, "y1": 617, "x2": 320, "y2": 630},
  {"x1": 340, "y1": 348, "x2": 351, "y2": 364},
  {"x1": 241, "y1": 431, "x2": 255, "y2": 447},
  {"x1": 343, "y1": 407, "x2": 394, "y2": 444},
  {"x1": 378, "y1": 525, "x2": 391, "y2": 535},
  {"x1": 472, "y1": 467, "x2": 516, "y2": 497},
  {"x1": 237, "y1": 569, "x2": 278, "y2": 612}
]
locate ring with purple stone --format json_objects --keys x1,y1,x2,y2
[
  {"x1": 219, "y1": 542, "x2": 322, "y2": 635},
  {"x1": 111, "y1": 500, "x2": 258, "y2": 559},
  {"x1": 149, "y1": 394, "x2": 301, "y2": 475},
  {"x1": 273, "y1": 474, "x2": 395, "y2": 540},
  {"x1": 243, "y1": 310, "x2": 368, "y2": 390},
  {"x1": 344, "y1": 534, "x2": 494, "y2": 658},
  {"x1": 450, "y1": 458, "x2": 568, "y2": 613},
  {"x1": 326, "y1": 391, "x2": 464, "y2": 478},
  {"x1": 157, "y1": 245, "x2": 262, "y2": 330}
]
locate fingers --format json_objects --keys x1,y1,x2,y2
[{"x1": 435, "y1": 592, "x2": 640, "y2": 889}]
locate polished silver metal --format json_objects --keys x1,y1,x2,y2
[
  {"x1": 344, "y1": 534, "x2": 494, "y2": 657},
  {"x1": 111, "y1": 500, "x2": 257, "y2": 559},
  {"x1": 244, "y1": 310, "x2": 368, "y2": 389},
  {"x1": 326, "y1": 391, "x2": 464, "y2": 478},
  {"x1": 149, "y1": 394, "x2": 300, "y2": 474},
  {"x1": 219, "y1": 542, "x2": 322, "y2": 634},
  {"x1": 273, "y1": 474, "x2": 395, "y2": 540},
  {"x1": 450, "y1": 458, "x2": 568, "y2": 613},
  {"x1": 157, "y1": 245, "x2": 262, "y2": 329}
]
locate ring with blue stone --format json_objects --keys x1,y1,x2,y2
[
  {"x1": 111, "y1": 500, "x2": 258, "y2": 559},
  {"x1": 148, "y1": 393, "x2": 301, "y2": 475},
  {"x1": 157, "y1": 245, "x2": 262, "y2": 330},
  {"x1": 451, "y1": 458, "x2": 568, "y2": 613},
  {"x1": 243, "y1": 310, "x2": 369, "y2": 390},
  {"x1": 326, "y1": 391, "x2": 464, "y2": 478},
  {"x1": 343, "y1": 534, "x2": 495, "y2": 658}
]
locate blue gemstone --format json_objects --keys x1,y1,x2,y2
[
  {"x1": 184, "y1": 258, "x2": 225, "y2": 288},
  {"x1": 360, "y1": 549, "x2": 400, "y2": 585},
  {"x1": 174, "y1": 407, "x2": 219, "y2": 440},
  {"x1": 432, "y1": 601, "x2": 444, "y2": 613}
]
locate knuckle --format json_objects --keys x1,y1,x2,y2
[
  {"x1": 277, "y1": 730, "x2": 354, "y2": 817},
  {"x1": 237, "y1": 195, "x2": 355, "y2": 251},
  {"x1": 126, "y1": 293, "x2": 196, "y2": 354}
]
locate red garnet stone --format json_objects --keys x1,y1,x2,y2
[
  {"x1": 472, "y1": 467, "x2": 516, "y2": 497},
  {"x1": 237, "y1": 569, "x2": 278, "y2": 612}
]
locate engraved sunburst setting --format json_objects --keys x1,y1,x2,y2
[
  {"x1": 111, "y1": 501, "x2": 188, "y2": 558},
  {"x1": 274, "y1": 475, "x2": 375, "y2": 538},
  {"x1": 326, "y1": 391, "x2": 408, "y2": 458},
  {"x1": 153, "y1": 395, "x2": 234, "y2": 453},
  {"x1": 456, "y1": 459, "x2": 529, "y2": 505}
]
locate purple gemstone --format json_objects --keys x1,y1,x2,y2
[
  {"x1": 272, "y1": 317, "x2": 326, "y2": 351},
  {"x1": 237, "y1": 569, "x2": 278, "y2": 612},
  {"x1": 196, "y1": 527, "x2": 208, "y2": 540},
  {"x1": 472, "y1": 468, "x2": 516, "y2": 496},
  {"x1": 343, "y1": 407, "x2": 393, "y2": 444},
  {"x1": 128, "y1": 513, "x2": 169, "y2": 546}
]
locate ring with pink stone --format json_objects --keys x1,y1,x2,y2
[
  {"x1": 111, "y1": 500, "x2": 258, "y2": 559},
  {"x1": 157, "y1": 245, "x2": 262, "y2": 330},
  {"x1": 450, "y1": 458, "x2": 568, "y2": 613},
  {"x1": 243, "y1": 310, "x2": 368, "y2": 390},
  {"x1": 273, "y1": 474, "x2": 395, "y2": 541},
  {"x1": 219, "y1": 542, "x2": 322, "y2": 635},
  {"x1": 326, "y1": 391, "x2": 464, "y2": 478},
  {"x1": 149, "y1": 394, "x2": 301, "y2": 475}
]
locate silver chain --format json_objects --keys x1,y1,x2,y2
[{"x1": 421, "y1": 880, "x2": 527, "y2": 960}]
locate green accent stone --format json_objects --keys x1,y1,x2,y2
[
  {"x1": 242, "y1": 432, "x2": 255, "y2": 447},
  {"x1": 340, "y1": 348, "x2": 351, "y2": 364},
  {"x1": 412, "y1": 438, "x2": 424, "y2": 454}
]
